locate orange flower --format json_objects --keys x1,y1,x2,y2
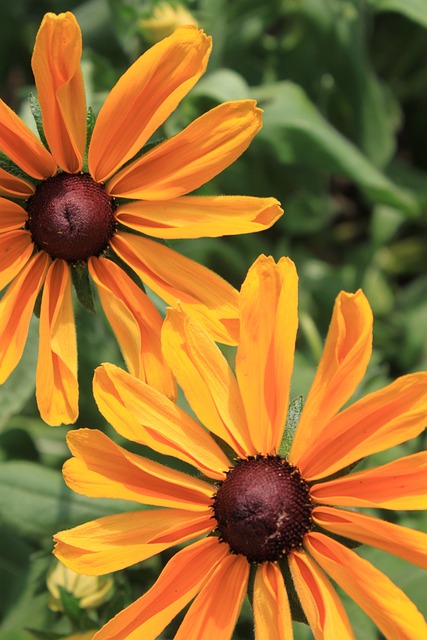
[
  {"x1": 54, "y1": 255, "x2": 427, "y2": 639},
  {"x1": 0, "y1": 12, "x2": 282, "y2": 426}
]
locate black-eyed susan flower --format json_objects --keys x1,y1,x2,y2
[
  {"x1": 54, "y1": 255, "x2": 427, "y2": 639},
  {"x1": 0, "y1": 12, "x2": 282, "y2": 426}
]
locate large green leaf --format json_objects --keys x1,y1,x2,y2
[{"x1": 372, "y1": 0, "x2": 427, "y2": 27}]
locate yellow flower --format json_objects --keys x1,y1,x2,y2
[
  {"x1": 47, "y1": 560, "x2": 114, "y2": 611},
  {"x1": 53, "y1": 255, "x2": 427, "y2": 639},
  {"x1": 140, "y1": 2, "x2": 198, "y2": 44},
  {"x1": 0, "y1": 12, "x2": 282, "y2": 426}
]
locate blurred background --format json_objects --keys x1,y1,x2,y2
[{"x1": 0, "y1": 1, "x2": 426, "y2": 638}]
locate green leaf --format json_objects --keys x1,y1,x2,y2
[
  {"x1": 371, "y1": 0, "x2": 427, "y2": 28},
  {"x1": 71, "y1": 265, "x2": 96, "y2": 314},
  {"x1": 191, "y1": 68, "x2": 252, "y2": 102},
  {"x1": 279, "y1": 395, "x2": 304, "y2": 457}
]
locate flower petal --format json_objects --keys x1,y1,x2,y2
[
  {"x1": 175, "y1": 553, "x2": 249, "y2": 640},
  {"x1": 290, "y1": 290, "x2": 373, "y2": 468},
  {"x1": 0, "y1": 168, "x2": 35, "y2": 197},
  {"x1": 64, "y1": 428, "x2": 214, "y2": 511},
  {"x1": 88, "y1": 257, "x2": 176, "y2": 400},
  {"x1": 54, "y1": 508, "x2": 213, "y2": 575},
  {"x1": 0, "y1": 198, "x2": 28, "y2": 232},
  {"x1": 32, "y1": 12, "x2": 86, "y2": 172},
  {"x1": 107, "y1": 100, "x2": 262, "y2": 199},
  {"x1": 311, "y1": 451, "x2": 427, "y2": 509},
  {"x1": 289, "y1": 550, "x2": 354, "y2": 640},
  {"x1": 93, "y1": 363, "x2": 230, "y2": 481},
  {"x1": 89, "y1": 26, "x2": 212, "y2": 182},
  {"x1": 0, "y1": 99, "x2": 56, "y2": 179},
  {"x1": 162, "y1": 306, "x2": 251, "y2": 458},
  {"x1": 313, "y1": 506, "x2": 427, "y2": 570},
  {"x1": 0, "y1": 230, "x2": 33, "y2": 292},
  {"x1": 305, "y1": 532, "x2": 427, "y2": 640},
  {"x1": 92, "y1": 538, "x2": 228, "y2": 640},
  {"x1": 298, "y1": 372, "x2": 427, "y2": 480},
  {"x1": 0, "y1": 251, "x2": 49, "y2": 382},
  {"x1": 236, "y1": 255, "x2": 298, "y2": 453},
  {"x1": 36, "y1": 260, "x2": 77, "y2": 425},
  {"x1": 111, "y1": 232, "x2": 239, "y2": 344},
  {"x1": 116, "y1": 195, "x2": 283, "y2": 239},
  {"x1": 254, "y1": 562, "x2": 293, "y2": 640}
]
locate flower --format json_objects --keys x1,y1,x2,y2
[
  {"x1": 0, "y1": 12, "x2": 282, "y2": 426},
  {"x1": 140, "y1": 2, "x2": 198, "y2": 44},
  {"x1": 54, "y1": 255, "x2": 427, "y2": 638}
]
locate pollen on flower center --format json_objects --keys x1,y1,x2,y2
[
  {"x1": 212, "y1": 455, "x2": 314, "y2": 563},
  {"x1": 26, "y1": 172, "x2": 117, "y2": 263}
]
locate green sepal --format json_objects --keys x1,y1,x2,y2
[
  {"x1": 32, "y1": 287, "x2": 43, "y2": 319},
  {"x1": 279, "y1": 395, "x2": 304, "y2": 457},
  {"x1": 71, "y1": 263, "x2": 96, "y2": 313},
  {"x1": 82, "y1": 107, "x2": 97, "y2": 173},
  {"x1": 0, "y1": 150, "x2": 36, "y2": 185},
  {"x1": 58, "y1": 586, "x2": 83, "y2": 625},
  {"x1": 29, "y1": 93, "x2": 50, "y2": 152},
  {"x1": 279, "y1": 558, "x2": 308, "y2": 624}
]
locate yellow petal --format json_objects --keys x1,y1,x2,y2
[
  {"x1": 116, "y1": 195, "x2": 283, "y2": 239},
  {"x1": 0, "y1": 168, "x2": 35, "y2": 197},
  {"x1": 162, "y1": 307, "x2": 251, "y2": 458},
  {"x1": 305, "y1": 532, "x2": 427, "y2": 640},
  {"x1": 289, "y1": 550, "x2": 355, "y2": 640},
  {"x1": 93, "y1": 363, "x2": 230, "y2": 481},
  {"x1": 0, "y1": 198, "x2": 28, "y2": 232},
  {"x1": 89, "y1": 26, "x2": 212, "y2": 182},
  {"x1": 54, "y1": 508, "x2": 213, "y2": 575},
  {"x1": 313, "y1": 506, "x2": 427, "y2": 570},
  {"x1": 0, "y1": 98, "x2": 56, "y2": 179},
  {"x1": 254, "y1": 563, "x2": 293, "y2": 640},
  {"x1": 236, "y1": 255, "x2": 298, "y2": 453},
  {"x1": 88, "y1": 257, "x2": 176, "y2": 400},
  {"x1": 290, "y1": 290, "x2": 373, "y2": 468},
  {"x1": 311, "y1": 451, "x2": 427, "y2": 510},
  {"x1": 111, "y1": 232, "x2": 239, "y2": 344},
  {"x1": 92, "y1": 538, "x2": 228, "y2": 640},
  {"x1": 32, "y1": 12, "x2": 86, "y2": 172},
  {"x1": 64, "y1": 428, "x2": 214, "y2": 510},
  {"x1": 0, "y1": 231, "x2": 33, "y2": 292},
  {"x1": 0, "y1": 251, "x2": 49, "y2": 382},
  {"x1": 36, "y1": 259, "x2": 77, "y2": 425},
  {"x1": 107, "y1": 100, "x2": 262, "y2": 199},
  {"x1": 175, "y1": 553, "x2": 249, "y2": 640},
  {"x1": 299, "y1": 372, "x2": 427, "y2": 480}
]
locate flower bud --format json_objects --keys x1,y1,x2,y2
[
  {"x1": 47, "y1": 561, "x2": 114, "y2": 612},
  {"x1": 140, "y1": 3, "x2": 198, "y2": 43}
]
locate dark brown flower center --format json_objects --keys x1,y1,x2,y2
[
  {"x1": 212, "y1": 455, "x2": 313, "y2": 563},
  {"x1": 26, "y1": 172, "x2": 117, "y2": 263}
]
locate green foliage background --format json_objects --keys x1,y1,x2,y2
[{"x1": 0, "y1": 0, "x2": 426, "y2": 638}]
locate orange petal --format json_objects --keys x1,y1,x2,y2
[
  {"x1": 0, "y1": 98, "x2": 56, "y2": 179},
  {"x1": 0, "y1": 198, "x2": 28, "y2": 232},
  {"x1": 89, "y1": 26, "x2": 212, "y2": 182},
  {"x1": 175, "y1": 553, "x2": 249, "y2": 640},
  {"x1": 0, "y1": 230, "x2": 33, "y2": 292},
  {"x1": 36, "y1": 260, "x2": 77, "y2": 425},
  {"x1": 116, "y1": 195, "x2": 283, "y2": 239},
  {"x1": 305, "y1": 532, "x2": 427, "y2": 639},
  {"x1": 64, "y1": 428, "x2": 214, "y2": 510},
  {"x1": 32, "y1": 12, "x2": 86, "y2": 172},
  {"x1": 253, "y1": 563, "x2": 293, "y2": 640},
  {"x1": 88, "y1": 257, "x2": 176, "y2": 400},
  {"x1": 107, "y1": 100, "x2": 262, "y2": 199},
  {"x1": 298, "y1": 372, "x2": 427, "y2": 480},
  {"x1": 54, "y1": 508, "x2": 213, "y2": 575},
  {"x1": 290, "y1": 290, "x2": 373, "y2": 468},
  {"x1": 0, "y1": 168, "x2": 35, "y2": 197},
  {"x1": 162, "y1": 307, "x2": 251, "y2": 458},
  {"x1": 311, "y1": 451, "x2": 427, "y2": 510},
  {"x1": 236, "y1": 255, "x2": 298, "y2": 454},
  {"x1": 93, "y1": 363, "x2": 230, "y2": 481},
  {"x1": 112, "y1": 232, "x2": 239, "y2": 344},
  {"x1": 289, "y1": 550, "x2": 354, "y2": 640},
  {"x1": 313, "y1": 506, "x2": 427, "y2": 570},
  {"x1": 93, "y1": 538, "x2": 228, "y2": 640},
  {"x1": 0, "y1": 251, "x2": 49, "y2": 382}
]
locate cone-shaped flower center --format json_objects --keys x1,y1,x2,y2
[
  {"x1": 26, "y1": 173, "x2": 117, "y2": 263},
  {"x1": 212, "y1": 455, "x2": 313, "y2": 563}
]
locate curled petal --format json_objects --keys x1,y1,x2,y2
[
  {"x1": 32, "y1": 12, "x2": 86, "y2": 172},
  {"x1": 89, "y1": 26, "x2": 212, "y2": 182},
  {"x1": 305, "y1": 532, "x2": 427, "y2": 640},
  {"x1": 0, "y1": 168, "x2": 35, "y2": 197},
  {"x1": 36, "y1": 260, "x2": 78, "y2": 425},
  {"x1": 291, "y1": 290, "x2": 373, "y2": 469},
  {"x1": 254, "y1": 563, "x2": 293, "y2": 640},
  {"x1": 111, "y1": 232, "x2": 239, "y2": 344},
  {"x1": 0, "y1": 231, "x2": 33, "y2": 292},
  {"x1": 0, "y1": 198, "x2": 28, "y2": 232},
  {"x1": 107, "y1": 100, "x2": 262, "y2": 199}
]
